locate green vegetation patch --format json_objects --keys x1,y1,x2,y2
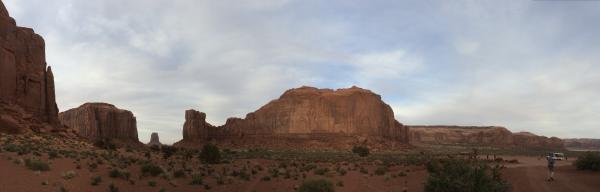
[
  {"x1": 25, "y1": 158, "x2": 50, "y2": 171},
  {"x1": 424, "y1": 159, "x2": 510, "y2": 192},
  {"x1": 199, "y1": 143, "x2": 221, "y2": 164},
  {"x1": 298, "y1": 179, "x2": 335, "y2": 192},
  {"x1": 575, "y1": 152, "x2": 600, "y2": 171}
]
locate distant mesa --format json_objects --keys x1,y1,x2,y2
[
  {"x1": 174, "y1": 86, "x2": 410, "y2": 149},
  {"x1": 563, "y1": 138, "x2": 600, "y2": 151},
  {"x1": 59, "y1": 103, "x2": 140, "y2": 144},
  {"x1": 409, "y1": 125, "x2": 564, "y2": 149},
  {"x1": 0, "y1": 0, "x2": 62, "y2": 133},
  {"x1": 147, "y1": 132, "x2": 162, "y2": 146}
]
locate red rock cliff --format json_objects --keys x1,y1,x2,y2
[
  {"x1": 409, "y1": 126, "x2": 564, "y2": 149},
  {"x1": 563, "y1": 138, "x2": 600, "y2": 150},
  {"x1": 175, "y1": 86, "x2": 409, "y2": 149},
  {"x1": 59, "y1": 103, "x2": 139, "y2": 142},
  {"x1": 0, "y1": 0, "x2": 60, "y2": 133}
]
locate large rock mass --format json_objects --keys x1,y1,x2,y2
[
  {"x1": 563, "y1": 138, "x2": 600, "y2": 151},
  {"x1": 175, "y1": 86, "x2": 409, "y2": 149},
  {"x1": 0, "y1": 1, "x2": 60, "y2": 133},
  {"x1": 59, "y1": 103, "x2": 139, "y2": 143},
  {"x1": 147, "y1": 132, "x2": 162, "y2": 146},
  {"x1": 409, "y1": 126, "x2": 564, "y2": 149}
]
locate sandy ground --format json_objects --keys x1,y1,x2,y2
[
  {"x1": 1, "y1": 142, "x2": 598, "y2": 192},
  {"x1": 0, "y1": 152, "x2": 427, "y2": 192},
  {"x1": 501, "y1": 156, "x2": 600, "y2": 192}
]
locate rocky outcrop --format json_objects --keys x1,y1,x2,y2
[
  {"x1": 409, "y1": 126, "x2": 513, "y2": 145},
  {"x1": 175, "y1": 86, "x2": 409, "y2": 149},
  {"x1": 0, "y1": 0, "x2": 61, "y2": 133},
  {"x1": 59, "y1": 103, "x2": 139, "y2": 143},
  {"x1": 409, "y1": 126, "x2": 564, "y2": 149},
  {"x1": 182, "y1": 110, "x2": 215, "y2": 141},
  {"x1": 512, "y1": 131, "x2": 563, "y2": 149},
  {"x1": 562, "y1": 138, "x2": 600, "y2": 151},
  {"x1": 147, "y1": 132, "x2": 162, "y2": 146}
]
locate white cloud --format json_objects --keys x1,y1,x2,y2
[
  {"x1": 351, "y1": 50, "x2": 422, "y2": 80},
  {"x1": 455, "y1": 40, "x2": 480, "y2": 55}
]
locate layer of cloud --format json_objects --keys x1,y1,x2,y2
[{"x1": 4, "y1": 0, "x2": 600, "y2": 143}]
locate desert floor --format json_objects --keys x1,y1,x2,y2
[
  {"x1": 503, "y1": 156, "x2": 600, "y2": 192},
  {"x1": 1, "y1": 134, "x2": 599, "y2": 192},
  {"x1": 3, "y1": 154, "x2": 600, "y2": 192}
]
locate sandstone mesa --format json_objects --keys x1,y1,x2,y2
[
  {"x1": 59, "y1": 103, "x2": 140, "y2": 144},
  {"x1": 409, "y1": 126, "x2": 563, "y2": 149},
  {"x1": 175, "y1": 86, "x2": 411, "y2": 149}
]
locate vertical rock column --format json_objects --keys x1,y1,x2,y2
[{"x1": 0, "y1": 0, "x2": 61, "y2": 129}]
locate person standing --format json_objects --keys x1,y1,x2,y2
[{"x1": 546, "y1": 153, "x2": 556, "y2": 181}]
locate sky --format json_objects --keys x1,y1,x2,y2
[{"x1": 4, "y1": 0, "x2": 600, "y2": 144}]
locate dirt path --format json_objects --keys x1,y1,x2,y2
[{"x1": 503, "y1": 157, "x2": 600, "y2": 192}]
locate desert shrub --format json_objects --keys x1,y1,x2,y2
[
  {"x1": 189, "y1": 174, "x2": 203, "y2": 185},
  {"x1": 61, "y1": 170, "x2": 77, "y2": 180},
  {"x1": 575, "y1": 152, "x2": 600, "y2": 171},
  {"x1": 352, "y1": 146, "x2": 369, "y2": 157},
  {"x1": 148, "y1": 181, "x2": 157, "y2": 187},
  {"x1": 397, "y1": 171, "x2": 407, "y2": 177},
  {"x1": 359, "y1": 167, "x2": 368, "y2": 174},
  {"x1": 424, "y1": 159, "x2": 510, "y2": 192},
  {"x1": 93, "y1": 139, "x2": 116, "y2": 150},
  {"x1": 232, "y1": 169, "x2": 251, "y2": 181},
  {"x1": 298, "y1": 179, "x2": 335, "y2": 192},
  {"x1": 108, "y1": 183, "x2": 119, "y2": 192},
  {"x1": 199, "y1": 143, "x2": 221, "y2": 164},
  {"x1": 88, "y1": 162, "x2": 98, "y2": 171},
  {"x1": 25, "y1": 158, "x2": 50, "y2": 171},
  {"x1": 3, "y1": 143, "x2": 20, "y2": 152},
  {"x1": 91, "y1": 176, "x2": 102, "y2": 186},
  {"x1": 314, "y1": 167, "x2": 329, "y2": 175},
  {"x1": 150, "y1": 145, "x2": 160, "y2": 151},
  {"x1": 48, "y1": 151, "x2": 59, "y2": 159},
  {"x1": 261, "y1": 176, "x2": 271, "y2": 181},
  {"x1": 161, "y1": 146, "x2": 177, "y2": 159},
  {"x1": 173, "y1": 169, "x2": 186, "y2": 178},
  {"x1": 182, "y1": 149, "x2": 195, "y2": 160},
  {"x1": 374, "y1": 166, "x2": 388, "y2": 176},
  {"x1": 141, "y1": 164, "x2": 163, "y2": 177},
  {"x1": 301, "y1": 163, "x2": 317, "y2": 172},
  {"x1": 109, "y1": 169, "x2": 130, "y2": 179},
  {"x1": 109, "y1": 169, "x2": 122, "y2": 178},
  {"x1": 336, "y1": 168, "x2": 347, "y2": 176},
  {"x1": 216, "y1": 176, "x2": 225, "y2": 185},
  {"x1": 17, "y1": 146, "x2": 31, "y2": 155}
]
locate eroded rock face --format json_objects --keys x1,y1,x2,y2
[
  {"x1": 176, "y1": 86, "x2": 409, "y2": 149},
  {"x1": 59, "y1": 103, "x2": 139, "y2": 142},
  {"x1": 0, "y1": 0, "x2": 60, "y2": 133},
  {"x1": 563, "y1": 138, "x2": 600, "y2": 150},
  {"x1": 182, "y1": 110, "x2": 215, "y2": 141},
  {"x1": 512, "y1": 132, "x2": 563, "y2": 149},
  {"x1": 147, "y1": 132, "x2": 162, "y2": 146},
  {"x1": 409, "y1": 126, "x2": 564, "y2": 149}
]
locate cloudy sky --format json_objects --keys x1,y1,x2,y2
[{"x1": 4, "y1": 0, "x2": 600, "y2": 144}]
